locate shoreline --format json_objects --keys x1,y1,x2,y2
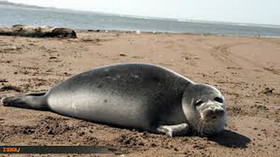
[
  {"x1": 78, "y1": 29, "x2": 280, "y2": 39},
  {"x1": 1, "y1": 25, "x2": 280, "y2": 39}
]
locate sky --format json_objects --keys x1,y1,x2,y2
[{"x1": 6, "y1": 0, "x2": 280, "y2": 25}]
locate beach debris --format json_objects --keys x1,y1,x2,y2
[
  {"x1": 0, "y1": 85, "x2": 22, "y2": 92},
  {"x1": 49, "y1": 56, "x2": 57, "y2": 60},
  {"x1": 81, "y1": 38, "x2": 101, "y2": 43},
  {"x1": 0, "y1": 25, "x2": 77, "y2": 38},
  {"x1": 119, "y1": 53, "x2": 127, "y2": 57},
  {"x1": 51, "y1": 28, "x2": 77, "y2": 38},
  {"x1": 0, "y1": 79, "x2": 8, "y2": 83},
  {"x1": 261, "y1": 87, "x2": 275, "y2": 95}
]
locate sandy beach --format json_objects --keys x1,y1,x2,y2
[{"x1": 0, "y1": 31, "x2": 280, "y2": 156}]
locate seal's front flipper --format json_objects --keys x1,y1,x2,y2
[
  {"x1": 1, "y1": 92, "x2": 49, "y2": 111},
  {"x1": 157, "y1": 123, "x2": 189, "y2": 137}
]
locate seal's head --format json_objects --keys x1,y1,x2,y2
[{"x1": 182, "y1": 83, "x2": 226, "y2": 135}]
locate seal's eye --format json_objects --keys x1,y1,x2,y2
[
  {"x1": 214, "y1": 97, "x2": 223, "y2": 103},
  {"x1": 195, "y1": 100, "x2": 203, "y2": 107}
]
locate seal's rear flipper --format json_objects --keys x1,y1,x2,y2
[{"x1": 1, "y1": 92, "x2": 49, "y2": 111}]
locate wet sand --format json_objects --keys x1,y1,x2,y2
[{"x1": 0, "y1": 31, "x2": 280, "y2": 156}]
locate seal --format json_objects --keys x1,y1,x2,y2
[{"x1": 1, "y1": 63, "x2": 226, "y2": 136}]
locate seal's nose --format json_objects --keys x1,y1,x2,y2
[
  {"x1": 214, "y1": 108, "x2": 225, "y2": 117},
  {"x1": 204, "y1": 108, "x2": 225, "y2": 120}
]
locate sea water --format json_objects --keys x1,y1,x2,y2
[{"x1": 1, "y1": 3, "x2": 280, "y2": 37}]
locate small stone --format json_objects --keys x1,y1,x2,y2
[{"x1": 119, "y1": 53, "x2": 126, "y2": 57}]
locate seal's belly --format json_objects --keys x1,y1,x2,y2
[{"x1": 47, "y1": 91, "x2": 150, "y2": 129}]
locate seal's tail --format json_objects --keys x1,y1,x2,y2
[{"x1": 1, "y1": 92, "x2": 49, "y2": 111}]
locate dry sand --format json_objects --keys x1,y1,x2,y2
[{"x1": 0, "y1": 31, "x2": 280, "y2": 156}]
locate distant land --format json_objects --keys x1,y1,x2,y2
[{"x1": 0, "y1": 0, "x2": 45, "y2": 9}]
